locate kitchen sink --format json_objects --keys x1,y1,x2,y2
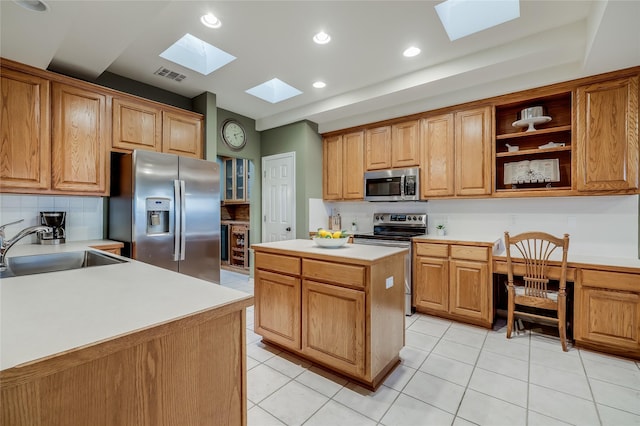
[{"x1": 0, "y1": 250, "x2": 128, "y2": 278}]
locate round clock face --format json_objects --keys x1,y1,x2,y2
[{"x1": 221, "y1": 120, "x2": 247, "y2": 150}]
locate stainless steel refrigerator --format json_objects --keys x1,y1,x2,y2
[{"x1": 109, "y1": 150, "x2": 220, "y2": 283}]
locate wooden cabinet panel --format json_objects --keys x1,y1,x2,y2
[
  {"x1": 51, "y1": 83, "x2": 108, "y2": 194},
  {"x1": 254, "y1": 269, "x2": 301, "y2": 350},
  {"x1": 414, "y1": 255, "x2": 449, "y2": 313},
  {"x1": 112, "y1": 97, "x2": 161, "y2": 152},
  {"x1": 365, "y1": 126, "x2": 392, "y2": 170},
  {"x1": 414, "y1": 242, "x2": 448, "y2": 258},
  {"x1": 322, "y1": 135, "x2": 343, "y2": 200},
  {"x1": 302, "y1": 259, "x2": 365, "y2": 289},
  {"x1": 576, "y1": 287, "x2": 640, "y2": 354},
  {"x1": 0, "y1": 69, "x2": 50, "y2": 192},
  {"x1": 451, "y1": 245, "x2": 489, "y2": 262},
  {"x1": 455, "y1": 106, "x2": 492, "y2": 195},
  {"x1": 255, "y1": 252, "x2": 300, "y2": 275},
  {"x1": 302, "y1": 280, "x2": 365, "y2": 377},
  {"x1": 162, "y1": 111, "x2": 203, "y2": 159},
  {"x1": 391, "y1": 120, "x2": 419, "y2": 167},
  {"x1": 576, "y1": 75, "x2": 639, "y2": 191},
  {"x1": 420, "y1": 114, "x2": 455, "y2": 197},
  {"x1": 342, "y1": 131, "x2": 365, "y2": 199},
  {"x1": 449, "y1": 259, "x2": 489, "y2": 321}
]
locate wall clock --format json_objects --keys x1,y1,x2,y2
[{"x1": 221, "y1": 119, "x2": 247, "y2": 151}]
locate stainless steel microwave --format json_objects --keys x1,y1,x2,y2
[{"x1": 364, "y1": 168, "x2": 420, "y2": 201}]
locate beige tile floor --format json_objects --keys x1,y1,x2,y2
[{"x1": 220, "y1": 270, "x2": 640, "y2": 426}]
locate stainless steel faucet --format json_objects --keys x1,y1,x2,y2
[{"x1": 0, "y1": 219, "x2": 52, "y2": 270}]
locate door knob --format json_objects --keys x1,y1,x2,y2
[{"x1": 286, "y1": 227, "x2": 291, "y2": 231}]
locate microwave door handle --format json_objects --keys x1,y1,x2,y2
[{"x1": 400, "y1": 175, "x2": 406, "y2": 198}]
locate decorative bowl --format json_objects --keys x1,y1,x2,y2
[{"x1": 313, "y1": 236, "x2": 349, "y2": 248}]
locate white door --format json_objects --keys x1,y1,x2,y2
[{"x1": 262, "y1": 152, "x2": 296, "y2": 242}]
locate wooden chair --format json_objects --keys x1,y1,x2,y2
[{"x1": 505, "y1": 231, "x2": 570, "y2": 351}]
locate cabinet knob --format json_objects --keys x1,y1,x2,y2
[{"x1": 286, "y1": 227, "x2": 291, "y2": 231}]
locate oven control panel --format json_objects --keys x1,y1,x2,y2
[{"x1": 373, "y1": 213, "x2": 427, "y2": 225}]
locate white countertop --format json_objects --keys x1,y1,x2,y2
[
  {"x1": 1, "y1": 241, "x2": 252, "y2": 371},
  {"x1": 252, "y1": 239, "x2": 408, "y2": 262}
]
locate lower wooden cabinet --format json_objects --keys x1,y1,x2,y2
[
  {"x1": 575, "y1": 269, "x2": 640, "y2": 359},
  {"x1": 89, "y1": 243, "x2": 123, "y2": 256},
  {"x1": 253, "y1": 246, "x2": 404, "y2": 389},
  {"x1": 413, "y1": 241, "x2": 493, "y2": 328}
]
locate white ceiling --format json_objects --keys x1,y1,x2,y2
[{"x1": 1, "y1": 0, "x2": 639, "y2": 133}]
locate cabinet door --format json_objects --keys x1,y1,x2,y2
[
  {"x1": 302, "y1": 280, "x2": 365, "y2": 378},
  {"x1": 255, "y1": 269, "x2": 301, "y2": 350},
  {"x1": 576, "y1": 76, "x2": 639, "y2": 191},
  {"x1": 323, "y1": 135, "x2": 343, "y2": 199},
  {"x1": 455, "y1": 106, "x2": 492, "y2": 195},
  {"x1": 420, "y1": 114, "x2": 455, "y2": 197},
  {"x1": 234, "y1": 158, "x2": 246, "y2": 201},
  {"x1": 112, "y1": 97, "x2": 161, "y2": 152},
  {"x1": 392, "y1": 120, "x2": 419, "y2": 167},
  {"x1": 162, "y1": 111, "x2": 203, "y2": 159},
  {"x1": 449, "y1": 259, "x2": 489, "y2": 322},
  {"x1": 365, "y1": 126, "x2": 392, "y2": 170},
  {"x1": 576, "y1": 287, "x2": 640, "y2": 354},
  {"x1": 0, "y1": 69, "x2": 51, "y2": 192},
  {"x1": 342, "y1": 131, "x2": 365, "y2": 199},
  {"x1": 51, "y1": 83, "x2": 108, "y2": 194},
  {"x1": 414, "y1": 255, "x2": 449, "y2": 313}
]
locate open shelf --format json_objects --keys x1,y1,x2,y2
[{"x1": 494, "y1": 91, "x2": 573, "y2": 194}]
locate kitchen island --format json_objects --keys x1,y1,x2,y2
[
  {"x1": 251, "y1": 239, "x2": 407, "y2": 390},
  {"x1": 1, "y1": 242, "x2": 253, "y2": 426}
]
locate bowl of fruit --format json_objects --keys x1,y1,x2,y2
[{"x1": 313, "y1": 229, "x2": 349, "y2": 248}]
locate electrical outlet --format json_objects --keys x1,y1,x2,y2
[{"x1": 510, "y1": 215, "x2": 517, "y2": 225}]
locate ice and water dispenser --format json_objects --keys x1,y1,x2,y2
[{"x1": 146, "y1": 198, "x2": 170, "y2": 235}]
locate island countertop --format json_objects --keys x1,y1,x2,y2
[
  {"x1": 1, "y1": 242, "x2": 253, "y2": 371},
  {"x1": 251, "y1": 239, "x2": 408, "y2": 264}
]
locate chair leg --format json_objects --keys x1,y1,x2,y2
[
  {"x1": 558, "y1": 294, "x2": 568, "y2": 351},
  {"x1": 506, "y1": 285, "x2": 514, "y2": 339}
]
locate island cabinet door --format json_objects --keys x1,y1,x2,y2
[
  {"x1": 301, "y1": 280, "x2": 366, "y2": 379},
  {"x1": 254, "y1": 269, "x2": 301, "y2": 350},
  {"x1": 448, "y1": 259, "x2": 489, "y2": 322},
  {"x1": 414, "y1": 255, "x2": 449, "y2": 313}
]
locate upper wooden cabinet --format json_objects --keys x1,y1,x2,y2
[
  {"x1": 420, "y1": 106, "x2": 491, "y2": 198},
  {"x1": 576, "y1": 75, "x2": 639, "y2": 192},
  {"x1": 455, "y1": 106, "x2": 492, "y2": 196},
  {"x1": 112, "y1": 97, "x2": 162, "y2": 152},
  {"x1": 0, "y1": 68, "x2": 51, "y2": 193},
  {"x1": 322, "y1": 131, "x2": 364, "y2": 200},
  {"x1": 162, "y1": 110, "x2": 203, "y2": 159},
  {"x1": 51, "y1": 82, "x2": 108, "y2": 195},
  {"x1": 391, "y1": 120, "x2": 420, "y2": 168},
  {"x1": 365, "y1": 126, "x2": 392, "y2": 170}
]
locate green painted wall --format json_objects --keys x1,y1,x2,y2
[
  {"x1": 192, "y1": 92, "x2": 218, "y2": 161},
  {"x1": 260, "y1": 120, "x2": 323, "y2": 239}
]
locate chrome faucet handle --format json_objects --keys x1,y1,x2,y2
[{"x1": 0, "y1": 219, "x2": 24, "y2": 230}]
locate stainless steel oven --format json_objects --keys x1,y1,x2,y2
[{"x1": 352, "y1": 213, "x2": 427, "y2": 316}]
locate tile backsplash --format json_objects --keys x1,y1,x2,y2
[{"x1": 0, "y1": 194, "x2": 104, "y2": 244}]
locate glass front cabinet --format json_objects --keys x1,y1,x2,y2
[{"x1": 223, "y1": 157, "x2": 250, "y2": 203}]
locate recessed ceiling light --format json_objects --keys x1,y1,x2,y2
[
  {"x1": 246, "y1": 78, "x2": 302, "y2": 104},
  {"x1": 403, "y1": 46, "x2": 421, "y2": 57},
  {"x1": 313, "y1": 81, "x2": 326, "y2": 89},
  {"x1": 435, "y1": 0, "x2": 520, "y2": 41},
  {"x1": 12, "y1": 0, "x2": 48, "y2": 12},
  {"x1": 201, "y1": 13, "x2": 221, "y2": 29},
  {"x1": 159, "y1": 33, "x2": 236, "y2": 76},
  {"x1": 313, "y1": 31, "x2": 331, "y2": 45}
]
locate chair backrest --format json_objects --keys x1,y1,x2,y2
[{"x1": 504, "y1": 231, "x2": 569, "y2": 299}]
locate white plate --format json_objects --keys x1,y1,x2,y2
[
  {"x1": 313, "y1": 237, "x2": 348, "y2": 248},
  {"x1": 512, "y1": 116, "x2": 552, "y2": 132}
]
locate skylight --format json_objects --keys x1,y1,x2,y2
[
  {"x1": 246, "y1": 78, "x2": 302, "y2": 104},
  {"x1": 159, "y1": 33, "x2": 235, "y2": 75},
  {"x1": 435, "y1": 0, "x2": 520, "y2": 41}
]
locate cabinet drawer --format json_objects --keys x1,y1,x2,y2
[
  {"x1": 255, "y1": 252, "x2": 300, "y2": 275},
  {"x1": 302, "y1": 259, "x2": 365, "y2": 289},
  {"x1": 580, "y1": 269, "x2": 640, "y2": 292},
  {"x1": 415, "y1": 242, "x2": 448, "y2": 258},
  {"x1": 451, "y1": 245, "x2": 489, "y2": 262}
]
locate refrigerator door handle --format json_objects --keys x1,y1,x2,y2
[
  {"x1": 173, "y1": 180, "x2": 181, "y2": 261},
  {"x1": 179, "y1": 179, "x2": 186, "y2": 261}
]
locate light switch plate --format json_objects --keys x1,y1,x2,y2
[{"x1": 385, "y1": 276, "x2": 393, "y2": 289}]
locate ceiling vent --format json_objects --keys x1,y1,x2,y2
[{"x1": 154, "y1": 67, "x2": 186, "y2": 82}]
